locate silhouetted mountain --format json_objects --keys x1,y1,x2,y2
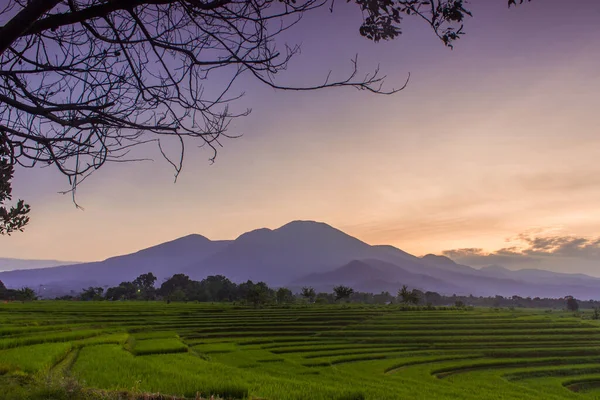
[
  {"x1": 479, "y1": 265, "x2": 600, "y2": 287},
  {"x1": 186, "y1": 221, "x2": 388, "y2": 284},
  {"x1": 0, "y1": 234, "x2": 230, "y2": 290},
  {"x1": 291, "y1": 259, "x2": 462, "y2": 294},
  {"x1": 3, "y1": 221, "x2": 600, "y2": 299},
  {"x1": 419, "y1": 254, "x2": 479, "y2": 274},
  {"x1": 0, "y1": 258, "x2": 79, "y2": 272}
]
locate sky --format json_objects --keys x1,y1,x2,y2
[{"x1": 3, "y1": 0, "x2": 600, "y2": 275}]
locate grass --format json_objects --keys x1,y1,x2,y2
[
  {"x1": 130, "y1": 338, "x2": 188, "y2": 356},
  {"x1": 0, "y1": 342, "x2": 72, "y2": 374},
  {"x1": 1, "y1": 302, "x2": 600, "y2": 399}
]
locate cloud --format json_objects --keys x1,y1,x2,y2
[
  {"x1": 442, "y1": 247, "x2": 539, "y2": 267},
  {"x1": 518, "y1": 234, "x2": 600, "y2": 258},
  {"x1": 443, "y1": 233, "x2": 600, "y2": 267}
]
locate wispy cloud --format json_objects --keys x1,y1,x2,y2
[{"x1": 444, "y1": 233, "x2": 600, "y2": 267}]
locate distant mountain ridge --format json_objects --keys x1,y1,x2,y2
[
  {"x1": 3, "y1": 220, "x2": 600, "y2": 299},
  {"x1": 0, "y1": 258, "x2": 80, "y2": 272}
]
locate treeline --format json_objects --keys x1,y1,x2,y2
[
  {"x1": 57, "y1": 273, "x2": 295, "y2": 307},
  {"x1": 52, "y1": 273, "x2": 593, "y2": 310},
  {"x1": 0, "y1": 280, "x2": 36, "y2": 301},
  {"x1": 2, "y1": 273, "x2": 596, "y2": 311}
]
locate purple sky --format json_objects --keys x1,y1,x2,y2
[{"x1": 3, "y1": 0, "x2": 600, "y2": 274}]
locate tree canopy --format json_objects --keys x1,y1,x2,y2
[
  {"x1": 0, "y1": 135, "x2": 29, "y2": 235},
  {"x1": 333, "y1": 285, "x2": 354, "y2": 301}
]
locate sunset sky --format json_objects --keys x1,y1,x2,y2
[{"x1": 2, "y1": 0, "x2": 600, "y2": 274}]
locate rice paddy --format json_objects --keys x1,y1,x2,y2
[{"x1": 1, "y1": 302, "x2": 600, "y2": 399}]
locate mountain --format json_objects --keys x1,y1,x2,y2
[
  {"x1": 184, "y1": 220, "x2": 449, "y2": 285},
  {"x1": 0, "y1": 258, "x2": 79, "y2": 272},
  {"x1": 0, "y1": 234, "x2": 230, "y2": 291},
  {"x1": 479, "y1": 265, "x2": 600, "y2": 287},
  {"x1": 3, "y1": 220, "x2": 600, "y2": 299},
  {"x1": 291, "y1": 259, "x2": 463, "y2": 294},
  {"x1": 419, "y1": 254, "x2": 479, "y2": 274},
  {"x1": 185, "y1": 221, "x2": 413, "y2": 284}
]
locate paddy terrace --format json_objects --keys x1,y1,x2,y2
[{"x1": 1, "y1": 302, "x2": 600, "y2": 400}]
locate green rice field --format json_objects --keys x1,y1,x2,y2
[{"x1": 1, "y1": 302, "x2": 600, "y2": 399}]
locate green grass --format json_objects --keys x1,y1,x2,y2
[
  {"x1": 130, "y1": 338, "x2": 189, "y2": 355},
  {"x1": 2, "y1": 302, "x2": 600, "y2": 399}
]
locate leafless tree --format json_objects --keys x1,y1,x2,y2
[{"x1": 0, "y1": 0, "x2": 528, "y2": 231}]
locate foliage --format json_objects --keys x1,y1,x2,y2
[
  {"x1": 276, "y1": 287, "x2": 295, "y2": 304},
  {"x1": 398, "y1": 285, "x2": 419, "y2": 305},
  {"x1": 105, "y1": 282, "x2": 138, "y2": 301},
  {"x1": 245, "y1": 281, "x2": 274, "y2": 308},
  {"x1": 132, "y1": 272, "x2": 157, "y2": 300},
  {"x1": 301, "y1": 287, "x2": 316, "y2": 303},
  {"x1": 80, "y1": 287, "x2": 104, "y2": 301},
  {"x1": 0, "y1": 286, "x2": 37, "y2": 301},
  {"x1": 567, "y1": 296, "x2": 579, "y2": 312},
  {"x1": 333, "y1": 285, "x2": 355, "y2": 301},
  {"x1": 67, "y1": 272, "x2": 599, "y2": 314},
  {"x1": 0, "y1": 136, "x2": 29, "y2": 235},
  {"x1": 158, "y1": 274, "x2": 193, "y2": 300}
]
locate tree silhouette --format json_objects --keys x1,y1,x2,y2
[
  {"x1": 0, "y1": 0, "x2": 486, "y2": 218},
  {"x1": 80, "y1": 286, "x2": 104, "y2": 301},
  {"x1": 246, "y1": 281, "x2": 273, "y2": 308},
  {"x1": 301, "y1": 286, "x2": 316, "y2": 303},
  {"x1": 0, "y1": 135, "x2": 29, "y2": 235},
  {"x1": 17, "y1": 287, "x2": 37, "y2": 301},
  {"x1": 276, "y1": 287, "x2": 294, "y2": 304},
  {"x1": 566, "y1": 296, "x2": 579, "y2": 312},
  {"x1": 333, "y1": 285, "x2": 354, "y2": 301},
  {"x1": 398, "y1": 285, "x2": 419, "y2": 305}
]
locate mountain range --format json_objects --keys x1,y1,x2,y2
[
  {"x1": 0, "y1": 258, "x2": 79, "y2": 272},
  {"x1": 2, "y1": 220, "x2": 600, "y2": 299}
]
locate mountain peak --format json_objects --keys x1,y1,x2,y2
[
  {"x1": 129, "y1": 233, "x2": 215, "y2": 259},
  {"x1": 276, "y1": 220, "x2": 335, "y2": 231},
  {"x1": 421, "y1": 254, "x2": 457, "y2": 266},
  {"x1": 481, "y1": 265, "x2": 510, "y2": 272}
]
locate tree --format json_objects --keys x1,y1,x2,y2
[
  {"x1": 276, "y1": 287, "x2": 294, "y2": 304},
  {"x1": 158, "y1": 274, "x2": 193, "y2": 299},
  {"x1": 246, "y1": 281, "x2": 273, "y2": 308},
  {"x1": 169, "y1": 288, "x2": 187, "y2": 302},
  {"x1": 0, "y1": 136, "x2": 29, "y2": 235},
  {"x1": 373, "y1": 291, "x2": 394, "y2": 305},
  {"x1": 333, "y1": 285, "x2": 354, "y2": 302},
  {"x1": 301, "y1": 286, "x2": 316, "y2": 303},
  {"x1": 14, "y1": 287, "x2": 36, "y2": 301},
  {"x1": 398, "y1": 285, "x2": 410, "y2": 304},
  {"x1": 80, "y1": 286, "x2": 104, "y2": 301},
  {"x1": 195, "y1": 275, "x2": 238, "y2": 302},
  {"x1": 398, "y1": 285, "x2": 419, "y2": 305},
  {"x1": 411, "y1": 289, "x2": 423, "y2": 305},
  {"x1": 566, "y1": 296, "x2": 579, "y2": 312},
  {"x1": 133, "y1": 272, "x2": 157, "y2": 291},
  {"x1": 424, "y1": 291, "x2": 443, "y2": 306},
  {"x1": 133, "y1": 272, "x2": 157, "y2": 300},
  {"x1": 105, "y1": 281, "x2": 137, "y2": 300},
  {"x1": 0, "y1": 0, "x2": 491, "y2": 215},
  {"x1": 315, "y1": 292, "x2": 335, "y2": 305}
]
